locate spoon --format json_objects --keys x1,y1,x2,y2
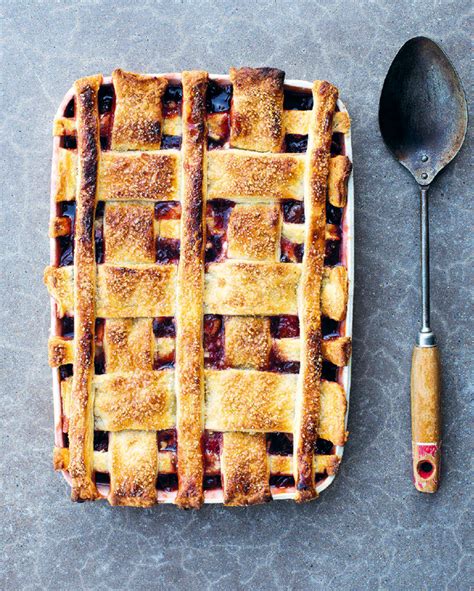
[{"x1": 379, "y1": 37, "x2": 468, "y2": 493}]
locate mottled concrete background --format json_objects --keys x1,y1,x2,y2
[{"x1": 1, "y1": 1, "x2": 472, "y2": 589}]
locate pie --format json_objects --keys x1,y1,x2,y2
[{"x1": 45, "y1": 67, "x2": 353, "y2": 507}]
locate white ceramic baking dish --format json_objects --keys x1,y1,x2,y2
[{"x1": 50, "y1": 74, "x2": 354, "y2": 504}]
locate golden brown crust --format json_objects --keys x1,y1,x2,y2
[
  {"x1": 98, "y1": 151, "x2": 180, "y2": 201},
  {"x1": 94, "y1": 370, "x2": 175, "y2": 431},
  {"x1": 282, "y1": 222, "x2": 340, "y2": 244},
  {"x1": 53, "y1": 446, "x2": 70, "y2": 470},
  {"x1": 54, "y1": 149, "x2": 77, "y2": 202},
  {"x1": 227, "y1": 205, "x2": 281, "y2": 261},
  {"x1": 230, "y1": 67, "x2": 285, "y2": 153},
  {"x1": 44, "y1": 266, "x2": 74, "y2": 316},
  {"x1": 111, "y1": 69, "x2": 168, "y2": 151},
  {"x1": 221, "y1": 432, "x2": 271, "y2": 505},
  {"x1": 104, "y1": 203, "x2": 155, "y2": 263},
  {"x1": 328, "y1": 156, "x2": 352, "y2": 207},
  {"x1": 205, "y1": 261, "x2": 300, "y2": 316},
  {"x1": 45, "y1": 262, "x2": 345, "y2": 322},
  {"x1": 294, "y1": 80, "x2": 338, "y2": 502},
  {"x1": 321, "y1": 336, "x2": 352, "y2": 367},
  {"x1": 48, "y1": 336, "x2": 74, "y2": 367},
  {"x1": 208, "y1": 151, "x2": 305, "y2": 201},
  {"x1": 104, "y1": 318, "x2": 154, "y2": 372},
  {"x1": 96, "y1": 264, "x2": 176, "y2": 318},
  {"x1": 49, "y1": 216, "x2": 72, "y2": 238},
  {"x1": 283, "y1": 110, "x2": 350, "y2": 135},
  {"x1": 68, "y1": 74, "x2": 102, "y2": 502},
  {"x1": 319, "y1": 381, "x2": 347, "y2": 446},
  {"x1": 332, "y1": 111, "x2": 351, "y2": 134},
  {"x1": 321, "y1": 266, "x2": 348, "y2": 321},
  {"x1": 273, "y1": 335, "x2": 351, "y2": 367},
  {"x1": 108, "y1": 431, "x2": 158, "y2": 506},
  {"x1": 53, "y1": 117, "x2": 76, "y2": 136},
  {"x1": 224, "y1": 317, "x2": 272, "y2": 370},
  {"x1": 205, "y1": 369, "x2": 295, "y2": 432},
  {"x1": 174, "y1": 71, "x2": 208, "y2": 509}
]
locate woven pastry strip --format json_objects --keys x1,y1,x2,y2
[{"x1": 68, "y1": 75, "x2": 102, "y2": 502}]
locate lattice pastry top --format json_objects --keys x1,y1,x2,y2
[{"x1": 46, "y1": 67, "x2": 353, "y2": 507}]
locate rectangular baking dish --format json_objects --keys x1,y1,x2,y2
[{"x1": 49, "y1": 73, "x2": 354, "y2": 503}]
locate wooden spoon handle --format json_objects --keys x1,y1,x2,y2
[{"x1": 411, "y1": 344, "x2": 441, "y2": 492}]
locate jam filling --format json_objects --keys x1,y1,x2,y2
[
  {"x1": 280, "y1": 238, "x2": 304, "y2": 263},
  {"x1": 93, "y1": 430, "x2": 109, "y2": 452},
  {"x1": 206, "y1": 82, "x2": 232, "y2": 113},
  {"x1": 315, "y1": 438, "x2": 335, "y2": 455},
  {"x1": 59, "y1": 201, "x2": 77, "y2": 219},
  {"x1": 208, "y1": 112, "x2": 230, "y2": 149},
  {"x1": 95, "y1": 472, "x2": 110, "y2": 485},
  {"x1": 156, "y1": 474, "x2": 178, "y2": 491},
  {"x1": 268, "y1": 351, "x2": 300, "y2": 374},
  {"x1": 203, "y1": 475, "x2": 222, "y2": 490},
  {"x1": 205, "y1": 234, "x2": 225, "y2": 263},
  {"x1": 270, "y1": 475, "x2": 295, "y2": 488},
  {"x1": 58, "y1": 236, "x2": 74, "y2": 267},
  {"x1": 61, "y1": 316, "x2": 74, "y2": 338},
  {"x1": 94, "y1": 319, "x2": 106, "y2": 374},
  {"x1": 56, "y1": 201, "x2": 76, "y2": 267},
  {"x1": 206, "y1": 199, "x2": 234, "y2": 231},
  {"x1": 162, "y1": 85, "x2": 183, "y2": 117},
  {"x1": 203, "y1": 315, "x2": 225, "y2": 369},
  {"x1": 59, "y1": 364, "x2": 73, "y2": 380},
  {"x1": 284, "y1": 90, "x2": 313, "y2": 111},
  {"x1": 270, "y1": 315, "x2": 299, "y2": 339},
  {"x1": 322, "y1": 361, "x2": 338, "y2": 382},
  {"x1": 268, "y1": 433, "x2": 335, "y2": 456},
  {"x1": 156, "y1": 238, "x2": 180, "y2": 264},
  {"x1": 155, "y1": 201, "x2": 181, "y2": 220},
  {"x1": 322, "y1": 317, "x2": 340, "y2": 338},
  {"x1": 268, "y1": 432, "x2": 293, "y2": 455},
  {"x1": 282, "y1": 200, "x2": 305, "y2": 223},
  {"x1": 158, "y1": 429, "x2": 177, "y2": 452},
  {"x1": 208, "y1": 138, "x2": 226, "y2": 150},
  {"x1": 153, "y1": 317, "x2": 176, "y2": 338},
  {"x1": 98, "y1": 84, "x2": 114, "y2": 114},
  {"x1": 161, "y1": 135, "x2": 182, "y2": 150},
  {"x1": 205, "y1": 199, "x2": 234, "y2": 262},
  {"x1": 331, "y1": 132, "x2": 345, "y2": 156},
  {"x1": 153, "y1": 353, "x2": 175, "y2": 371},
  {"x1": 94, "y1": 202, "x2": 105, "y2": 264},
  {"x1": 64, "y1": 98, "x2": 75, "y2": 118},
  {"x1": 57, "y1": 200, "x2": 76, "y2": 267},
  {"x1": 285, "y1": 134, "x2": 308, "y2": 153},
  {"x1": 325, "y1": 238, "x2": 341, "y2": 266},
  {"x1": 204, "y1": 430, "x2": 223, "y2": 456},
  {"x1": 326, "y1": 203, "x2": 343, "y2": 225},
  {"x1": 62, "y1": 135, "x2": 77, "y2": 150},
  {"x1": 153, "y1": 318, "x2": 176, "y2": 368}
]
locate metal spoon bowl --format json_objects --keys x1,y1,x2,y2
[
  {"x1": 379, "y1": 37, "x2": 468, "y2": 493},
  {"x1": 379, "y1": 36, "x2": 467, "y2": 186}
]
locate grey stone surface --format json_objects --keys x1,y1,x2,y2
[{"x1": 1, "y1": 1, "x2": 472, "y2": 589}]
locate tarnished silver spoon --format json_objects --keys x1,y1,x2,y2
[{"x1": 379, "y1": 37, "x2": 468, "y2": 492}]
